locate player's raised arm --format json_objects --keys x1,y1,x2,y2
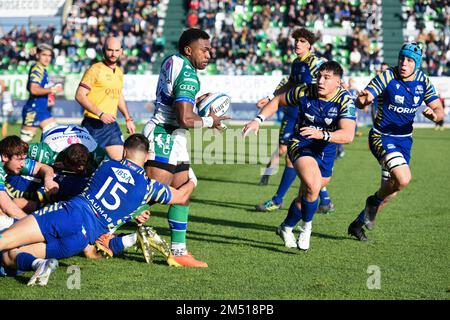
[{"x1": 242, "y1": 93, "x2": 289, "y2": 136}]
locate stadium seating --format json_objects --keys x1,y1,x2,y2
[
  {"x1": 189, "y1": 0, "x2": 383, "y2": 76},
  {"x1": 0, "y1": 0, "x2": 165, "y2": 75},
  {"x1": 402, "y1": 0, "x2": 450, "y2": 76},
  {"x1": 1, "y1": 0, "x2": 448, "y2": 77}
]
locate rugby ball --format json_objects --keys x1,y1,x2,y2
[{"x1": 197, "y1": 92, "x2": 231, "y2": 117}]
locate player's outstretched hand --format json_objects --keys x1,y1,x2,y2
[
  {"x1": 242, "y1": 120, "x2": 260, "y2": 137},
  {"x1": 99, "y1": 112, "x2": 116, "y2": 124},
  {"x1": 135, "y1": 209, "x2": 151, "y2": 224},
  {"x1": 210, "y1": 112, "x2": 231, "y2": 130},
  {"x1": 44, "y1": 179, "x2": 59, "y2": 195},
  {"x1": 256, "y1": 97, "x2": 270, "y2": 109},
  {"x1": 300, "y1": 126, "x2": 324, "y2": 140},
  {"x1": 422, "y1": 106, "x2": 438, "y2": 122}
]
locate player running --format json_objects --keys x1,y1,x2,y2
[
  {"x1": 141, "y1": 28, "x2": 228, "y2": 267},
  {"x1": 20, "y1": 44, "x2": 63, "y2": 143},
  {"x1": 0, "y1": 134, "x2": 197, "y2": 285},
  {"x1": 255, "y1": 28, "x2": 335, "y2": 215},
  {"x1": 243, "y1": 61, "x2": 356, "y2": 251},
  {"x1": 347, "y1": 43, "x2": 444, "y2": 241}
]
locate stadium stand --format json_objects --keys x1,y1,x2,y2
[
  {"x1": 0, "y1": 0, "x2": 168, "y2": 76},
  {"x1": 187, "y1": 0, "x2": 383, "y2": 76},
  {"x1": 402, "y1": 0, "x2": 450, "y2": 76},
  {"x1": 1, "y1": 0, "x2": 448, "y2": 77}
]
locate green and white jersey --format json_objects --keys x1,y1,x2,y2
[
  {"x1": 151, "y1": 53, "x2": 201, "y2": 127},
  {"x1": 0, "y1": 156, "x2": 36, "y2": 192},
  {"x1": 28, "y1": 142, "x2": 57, "y2": 165}
]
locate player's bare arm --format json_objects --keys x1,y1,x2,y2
[
  {"x1": 29, "y1": 83, "x2": 62, "y2": 96},
  {"x1": 118, "y1": 94, "x2": 135, "y2": 134},
  {"x1": 176, "y1": 101, "x2": 228, "y2": 129},
  {"x1": 243, "y1": 93, "x2": 288, "y2": 136},
  {"x1": 75, "y1": 86, "x2": 116, "y2": 124},
  {"x1": 0, "y1": 191, "x2": 28, "y2": 219},
  {"x1": 422, "y1": 99, "x2": 444, "y2": 123}
]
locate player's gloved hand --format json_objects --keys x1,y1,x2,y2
[
  {"x1": 422, "y1": 106, "x2": 438, "y2": 122},
  {"x1": 242, "y1": 120, "x2": 260, "y2": 137},
  {"x1": 188, "y1": 167, "x2": 197, "y2": 187},
  {"x1": 44, "y1": 179, "x2": 59, "y2": 195},
  {"x1": 307, "y1": 83, "x2": 319, "y2": 99}
]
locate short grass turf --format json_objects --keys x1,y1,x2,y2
[{"x1": 0, "y1": 125, "x2": 449, "y2": 299}]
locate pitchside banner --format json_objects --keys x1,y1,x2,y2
[
  {"x1": 0, "y1": 0, "x2": 65, "y2": 16},
  {"x1": 2, "y1": 75, "x2": 449, "y2": 124}
]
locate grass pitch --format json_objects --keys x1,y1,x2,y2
[{"x1": 0, "y1": 124, "x2": 449, "y2": 300}]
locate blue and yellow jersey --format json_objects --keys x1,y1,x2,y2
[
  {"x1": 79, "y1": 62, "x2": 124, "y2": 119},
  {"x1": 289, "y1": 51, "x2": 324, "y2": 86},
  {"x1": 0, "y1": 156, "x2": 36, "y2": 192},
  {"x1": 25, "y1": 63, "x2": 49, "y2": 109},
  {"x1": 77, "y1": 158, "x2": 172, "y2": 242},
  {"x1": 285, "y1": 85, "x2": 356, "y2": 151},
  {"x1": 366, "y1": 67, "x2": 439, "y2": 136},
  {"x1": 283, "y1": 52, "x2": 325, "y2": 118}
]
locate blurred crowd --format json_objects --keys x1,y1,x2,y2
[
  {"x1": 402, "y1": 0, "x2": 450, "y2": 76},
  {"x1": 0, "y1": 0, "x2": 164, "y2": 75},
  {"x1": 0, "y1": 0, "x2": 449, "y2": 77},
  {"x1": 186, "y1": 0, "x2": 383, "y2": 76}
]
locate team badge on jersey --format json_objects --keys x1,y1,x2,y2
[{"x1": 414, "y1": 85, "x2": 424, "y2": 95}]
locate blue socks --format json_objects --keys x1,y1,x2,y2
[
  {"x1": 272, "y1": 166, "x2": 297, "y2": 205},
  {"x1": 109, "y1": 237, "x2": 125, "y2": 256},
  {"x1": 283, "y1": 196, "x2": 320, "y2": 228},
  {"x1": 319, "y1": 187, "x2": 331, "y2": 206},
  {"x1": 301, "y1": 197, "x2": 319, "y2": 223},
  {"x1": 283, "y1": 200, "x2": 302, "y2": 228},
  {"x1": 16, "y1": 252, "x2": 36, "y2": 271}
]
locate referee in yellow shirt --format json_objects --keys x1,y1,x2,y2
[{"x1": 75, "y1": 37, "x2": 135, "y2": 160}]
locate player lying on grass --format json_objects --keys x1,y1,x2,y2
[
  {"x1": 0, "y1": 134, "x2": 197, "y2": 286},
  {"x1": 4, "y1": 124, "x2": 106, "y2": 213},
  {"x1": 347, "y1": 43, "x2": 444, "y2": 241},
  {"x1": 243, "y1": 61, "x2": 356, "y2": 251},
  {"x1": 0, "y1": 135, "x2": 59, "y2": 219}
]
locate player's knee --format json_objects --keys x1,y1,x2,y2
[
  {"x1": 301, "y1": 181, "x2": 321, "y2": 198},
  {"x1": 20, "y1": 129, "x2": 35, "y2": 143},
  {"x1": 395, "y1": 174, "x2": 411, "y2": 191}
]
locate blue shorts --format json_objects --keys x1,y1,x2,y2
[
  {"x1": 33, "y1": 201, "x2": 89, "y2": 259},
  {"x1": 81, "y1": 117, "x2": 124, "y2": 148},
  {"x1": 288, "y1": 138, "x2": 336, "y2": 178},
  {"x1": 368, "y1": 129, "x2": 412, "y2": 165},
  {"x1": 22, "y1": 104, "x2": 52, "y2": 127},
  {"x1": 279, "y1": 116, "x2": 297, "y2": 145}
]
